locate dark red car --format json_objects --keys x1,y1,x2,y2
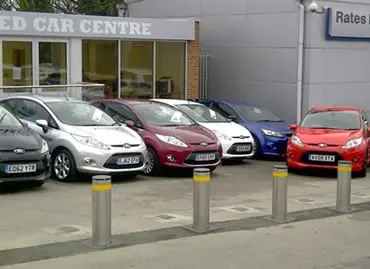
[
  {"x1": 286, "y1": 106, "x2": 370, "y2": 177},
  {"x1": 91, "y1": 99, "x2": 223, "y2": 175}
]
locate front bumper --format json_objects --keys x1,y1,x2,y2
[
  {"x1": 221, "y1": 138, "x2": 255, "y2": 159},
  {"x1": 260, "y1": 135, "x2": 289, "y2": 156},
  {"x1": 0, "y1": 151, "x2": 51, "y2": 183},
  {"x1": 286, "y1": 143, "x2": 366, "y2": 172},
  {"x1": 74, "y1": 144, "x2": 148, "y2": 175},
  {"x1": 157, "y1": 144, "x2": 222, "y2": 169}
]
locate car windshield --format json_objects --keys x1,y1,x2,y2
[
  {"x1": 133, "y1": 103, "x2": 195, "y2": 126},
  {"x1": 300, "y1": 110, "x2": 361, "y2": 130},
  {"x1": 46, "y1": 101, "x2": 117, "y2": 126},
  {"x1": 234, "y1": 104, "x2": 282, "y2": 122},
  {"x1": 177, "y1": 104, "x2": 229, "y2": 123},
  {"x1": 0, "y1": 105, "x2": 23, "y2": 128}
]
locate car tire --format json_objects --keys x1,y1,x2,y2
[
  {"x1": 252, "y1": 134, "x2": 262, "y2": 159},
  {"x1": 143, "y1": 147, "x2": 161, "y2": 176},
  {"x1": 357, "y1": 157, "x2": 368, "y2": 178},
  {"x1": 52, "y1": 149, "x2": 77, "y2": 182}
]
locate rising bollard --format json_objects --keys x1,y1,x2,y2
[
  {"x1": 336, "y1": 161, "x2": 352, "y2": 213},
  {"x1": 184, "y1": 168, "x2": 217, "y2": 233},
  {"x1": 91, "y1": 175, "x2": 112, "y2": 248},
  {"x1": 268, "y1": 165, "x2": 295, "y2": 223}
]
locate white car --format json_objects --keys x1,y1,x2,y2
[{"x1": 151, "y1": 99, "x2": 255, "y2": 160}]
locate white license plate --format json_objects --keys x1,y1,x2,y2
[
  {"x1": 236, "y1": 145, "x2": 251, "y2": 152},
  {"x1": 116, "y1": 156, "x2": 140, "y2": 165},
  {"x1": 195, "y1": 153, "x2": 216, "y2": 161},
  {"x1": 4, "y1": 164, "x2": 37, "y2": 174},
  {"x1": 308, "y1": 154, "x2": 335, "y2": 162}
]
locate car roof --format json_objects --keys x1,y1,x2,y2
[
  {"x1": 150, "y1": 99, "x2": 201, "y2": 106},
  {"x1": 310, "y1": 106, "x2": 362, "y2": 112},
  {"x1": 102, "y1": 98, "x2": 173, "y2": 106},
  {"x1": 1, "y1": 95, "x2": 79, "y2": 103},
  {"x1": 204, "y1": 99, "x2": 256, "y2": 106}
]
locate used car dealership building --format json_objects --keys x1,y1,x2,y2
[
  {"x1": 0, "y1": 10, "x2": 200, "y2": 101},
  {"x1": 128, "y1": 0, "x2": 370, "y2": 123}
]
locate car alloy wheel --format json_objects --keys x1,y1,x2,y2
[
  {"x1": 54, "y1": 152, "x2": 71, "y2": 180},
  {"x1": 144, "y1": 150, "x2": 155, "y2": 175}
]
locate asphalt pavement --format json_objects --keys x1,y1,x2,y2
[{"x1": 2, "y1": 159, "x2": 370, "y2": 268}]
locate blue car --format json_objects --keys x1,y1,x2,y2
[{"x1": 199, "y1": 100, "x2": 292, "y2": 157}]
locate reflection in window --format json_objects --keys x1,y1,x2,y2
[
  {"x1": 155, "y1": 42, "x2": 186, "y2": 99},
  {"x1": 82, "y1": 40, "x2": 118, "y2": 98},
  {"x1": 120, "y1": 41, "x2": 153, "y2": 99},
  {"x1": 2, "y1": 41, "x2": 33, "y2": 89},
  {"x1": 39, "y1": 42, "x2": 67, "y2": 86}
]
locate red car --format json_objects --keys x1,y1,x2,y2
[
  {"x1": 91, "y1": 99, "x2": 223, "y2": 175},
  {"x1": 286, "y1": 106, "x2": 370, "y2": 177}
]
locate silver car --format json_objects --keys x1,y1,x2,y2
[{"x1": 0, "y1": 95, "x2": 148, "y2": 182}]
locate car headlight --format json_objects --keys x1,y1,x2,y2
[
  {"x1": 291, "y1": 135, "x2": 304, "y2": 147},
  {"x1": 342, "y1": 137, "x2": 363, "y2": 149},
  {"x1": 71, "y1": 134, "x2": 110, "y2": 150},
  {"x1": 155, "y1": 134, "x2": 188, "y2": 148},
  {"x1": 213, "y1": 130, "x2": 232, "y2": 141},
  {"x1": 262, "y1": 129, "x2": 284, "y2": 138},
  {"x1": 40, "y1": 139, "x2": 49, "y2": 154}
]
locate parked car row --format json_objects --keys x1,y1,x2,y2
[{"x1": 0, "y1": 94, "x2": 368, "y2": 188}]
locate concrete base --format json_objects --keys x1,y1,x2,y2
[
  {"x1": 329, "y1": 206, "x2": 361, "y2": 214},
  {"x1": 264, "y1": 216, "x2": 297, "y2": 224},
  {"x1": 182, "y1": 224, "x2": 219, "y2": 234},
  {"x1": 82, "y1": 238, "x2": 123, "y2": 249}
]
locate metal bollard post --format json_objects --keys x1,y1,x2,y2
[
  {"x1": 184, "y1": 168, "x2": 217, "y2": 233},
  {"x1": 91, "y1": 175, "x2": 112, "y2": 248},
  {"x1": 268, "y1": 165, "x2": 295, "y2": 223},
  {"x1": 336, "y1": 160, "x2": 352, "y2": 213}
]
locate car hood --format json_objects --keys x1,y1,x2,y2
[
  {"x1": 67, "y1": 125, "x2": 142, "y2": 145},
  {"x1": 296, "y1": 128, "x2": 362, "y2": 145},
  {"x1": 150, "y1": 125, "x2": 217, "y2": 144},
  {"x1": 199, "y1": 121, "x2": 252, "y2": 137},
  {"x1": 0, "y1": 127, "x2": 41, "y2": 150},
  {"x1": 242, "y1": 120, "x2": 292, "y2": 135}
]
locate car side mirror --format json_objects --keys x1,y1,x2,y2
[
  {"x1": 125, "y1": 120, "x2": 136, "y2": 128},
  {"x1": 35, "y1": 119, "x2": 49, "y2": 133},
  {"x1": 290, "y1": 124, "x2": 297, "y2": 131},
  {"x1": 367, "y1": 127, "x2": 370, "y2": 134}
]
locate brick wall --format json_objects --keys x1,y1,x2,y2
[{"x1": 186, "y1": 21, "x2": 200, "y2": 100}]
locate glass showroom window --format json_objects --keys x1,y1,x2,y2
[
  {"x1": 2, "y1": 41, "x2": 33, "y2": 91},
  {"x1": 155, "y1": 42, "x2": 186, "y2": 99},
  {"x1": 39, "y1": 42, "x2": 67, "y2": 86},
  {"x1": 82, "y1": 40, "x2": 118, "y2": 98},
  {"x1": 120, "y1": 41, "x2": 153, "y2": 99}
]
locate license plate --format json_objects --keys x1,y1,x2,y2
[
  {"x1": 116, "y1": 156, "x2": 140, "y2": 165},
  {"x1": 308, "y1": 154, "x2": 335, "y2": 162},
  {"x1": 4, "y1": 164, "x2": 37, "y2": 174},
  {"x1": 236, "y1": 145, "x2": 251, "y2": 152},
  {"x1": 195, "y1": 153, "x2": 216, "y2": 161}
]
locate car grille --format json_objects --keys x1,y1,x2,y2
[
  {"x1": 184, "y1": 151, "x2": 220, "y2": 165},
  {"x1": 227, "y1": 143, "x2": 254, "y2": 155},
  {"x1": 300, "y1": 151, "x2": 343, "y2": 166},
  {"x1": 104, "y1": 152, "x2": 144, "y2": 169}
]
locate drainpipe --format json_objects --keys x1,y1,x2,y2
[{"x1": 296, "y1": 0, "x2": 305, "y2": 123}]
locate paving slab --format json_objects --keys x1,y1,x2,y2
[
  {"x1": 2, "y1": 211, "x2": 370, "y2": 269},
  {"x1": 1, "y1": 159, "x2": 370, "y2": 250}
]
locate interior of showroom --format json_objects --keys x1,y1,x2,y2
[{"x1": 0, "y1": 11, "x2": 200, "y2": 100}]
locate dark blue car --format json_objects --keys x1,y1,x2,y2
[{"x1": 199, "y1": 100, "x2": 292, "y2": 157}]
